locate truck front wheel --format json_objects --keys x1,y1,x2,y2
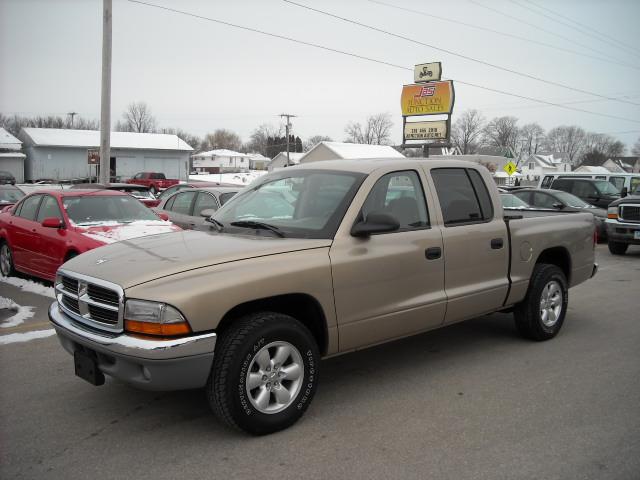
[
  {"x1": 514, "y1": 264, "x2": 568, "y2": 341},
  {"x1": 207, "y1": 312, "x2": 320, "y2": 435},
  {"x1": 607, "y1": 241, "x2": 628, "y2": 255}
]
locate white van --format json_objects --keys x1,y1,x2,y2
[{"x1": 538, "y1": 172, "x2": 640, "y2": 195}]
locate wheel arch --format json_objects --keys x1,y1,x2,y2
[
  {"x1": 534, "y1": 246, "x2": 571, "y2": 284},
  {"x1": 216, "y1": 293, "x2": 329, "y2": 355}
]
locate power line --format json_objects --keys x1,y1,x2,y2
[
  {"x1": 467, "y1": 0, "x2": 636, "y2": 68},
  {"x1": 126, "y1": 0, "x2": 640, "y2": 125},
  {"x1": 367, "y1": 0, "x2": 637, "y2": 71},
  {"x1": 509, "y1": 0, "x2": 640, "y2": 59},
  {"x1": 283, "y1": 0, "x2": 639, "y2": 107},
  {"x1": 521, "y1": 0, "x2": 640, "y2": 57}
]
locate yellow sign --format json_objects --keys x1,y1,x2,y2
[
  {"x1": 401, "y1": 81, "x2": 455, "y2": 116},
  {"x1": 414, "y1": 62, "x2": 442, "y2": 83},
  {"x1": 503, "y1": 161, "x2": 517, "y2": 176},
  {"x1": 404, "y1": 120, "x2": 448, "y2": 141}
]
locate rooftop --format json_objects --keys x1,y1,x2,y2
[
  {"x1": 194, "y1": 149, "x2": 249, "y2": 157},
  {"x1": 313, "y1": 141, "x2": 404, "y2": 159},
  {"x1": 0, "y1": 128, "x2": 22, "y2": 151},
  {"x1": 20, "y1": 128, "x2": 193, "y2": 151}
]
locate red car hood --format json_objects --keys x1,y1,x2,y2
[{"x1": 75, "y1": 220, "x2": 181, "y2": 244}]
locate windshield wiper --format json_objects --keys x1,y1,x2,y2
[
  {"x1": 205, "y1": 217, "x2": 224, "y2": 232},
  {"x1": 230, "y1": 220, "x2": 285, "y2": 237}
]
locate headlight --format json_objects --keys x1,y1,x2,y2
[
  {"x1": 607, "y1": 206, "x2": 618, "y2": 219},
  {"x1": 124, "y1": 299, "x2": 191, "y2": 336}
]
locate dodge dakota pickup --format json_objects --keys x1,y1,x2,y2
[{"x1": 49, "y1": 158, "x2": 598, "y2": 435}]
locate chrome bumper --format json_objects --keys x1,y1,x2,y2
[{"x1": 49, "y1": 302, "x2": 216, "y2": 390}]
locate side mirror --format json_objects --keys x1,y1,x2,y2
[
  {"x1": 621, "y1": 187, "x2": 628, "y2": 198},
  {"x1": 200, "y1": 208, "x2": 216, "y2": 218},
  {"x1": 157, "y1": 212, "x2": 169, "y2": 221},
  {"x1": 42, "y1": 217, "x2": 63, "y2": 228},
  {"x1": 351, "y1": 212, "x2": 400, "y2": 237},
  {"x1": 552, "y1": 202, "x2": 565, "y2": 210}
]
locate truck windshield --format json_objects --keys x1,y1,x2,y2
[
  {"x1": 63, "y1": 195, "x2": 161, "y2": 226},
  {"x1": 594, "y1": 180, "x2": 620, "y2": 195},
  {"x1": 213, "y1": 170, "x2": 365, "y2": 239}
]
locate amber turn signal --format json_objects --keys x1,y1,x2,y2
[{"x1": 125, "y1": 319, "x2": 192, "y2": 337}]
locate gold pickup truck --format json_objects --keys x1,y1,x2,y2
[{"x1": 49, "y1": 159, "x2": 598, "y2": 435}]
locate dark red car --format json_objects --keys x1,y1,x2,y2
[
  {"x1": 0, "y1": 190, "x2": 181, "y2": 281},
  {"x1": 70, "y1": 183, "x2": 161, "y2": 208},
  {"x1": 126, "y1": 172, "x2": 179, "y2": 194}
]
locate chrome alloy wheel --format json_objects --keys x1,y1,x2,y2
[
  {"x1": 0, "y1": 244, "x2": 11, "y2": 276},
  {"x1": 540, "y1": 280, "x2": 563, "y2": 327},
  {"x1": 246, "y1": 341, "x2": 304, "y2": 414}
]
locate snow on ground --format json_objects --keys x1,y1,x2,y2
[
  {"x1": 0, "y1": 276, "x2": 56, "y2": 298},
  {"x1": 189, "y1": 171, "x2": 267, "y2": 186},
  {"x1": 0, "y1": 297, "x2": 35, "y2": 328},
  {"x1": 0, "y1": 329, "x2": 56, "y2": 345}
]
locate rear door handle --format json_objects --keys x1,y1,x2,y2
[
  {"x1": 425, "y1": 247, "x2": 442, "y2": 260},
  {"x1": 491, "y1": 238, "x2": 504, "y2": 249}
]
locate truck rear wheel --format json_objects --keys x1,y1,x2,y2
[
  {"x1": 207, "y1": 312, "x2": 320, "y2": 435},
  {"x1": 514, "y1": 264, "x2": 568, "y2": 341},
  {"x1": 607, "y1": 241, "x2": 628, "y2": 255}
]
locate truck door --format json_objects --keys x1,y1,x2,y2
[
  {"x1": 428, "y1": 167, "x2": 509, "y2": 324},
  {"x1": 330, "y1": 169, "x2": 446, "y2": 351}
]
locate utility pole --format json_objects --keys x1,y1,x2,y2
[
  {"x1": 279, "y1": 113, "x2": 297, "y2": 166},
  {"x1": 67, "y1": 111, "x2": 78, "y2": 128},
  {"x1": 99, "y1": 0, "x2": 112, "y2": 185}
]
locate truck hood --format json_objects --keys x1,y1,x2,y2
[{"x1": 61, "y1": 230, "x2": 332, "y2": 288}]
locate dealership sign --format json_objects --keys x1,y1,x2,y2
[
  {"x1": 414, "y1": 62, "x2": 442, "y2": 83},
  {"x1": 404, "y1": 120, "x2": 448, "y2": 141},
  {"x1": 87, "y1": 149, "x2": 100, "y2": 165},
  {"x1": 400, "y1": 80, "x2": 455, "y2": 116}
]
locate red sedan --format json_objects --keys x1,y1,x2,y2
[{"x1": 0, "y1": 189, "x2": 180, "y2": 281}]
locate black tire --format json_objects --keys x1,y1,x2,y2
[
  {"x1": 607, "y1": 241, "x2": 628, "y2": 255},
  {"x1": 0, "y1": 240, "x2": 16, "y2": 277},
  {"x1": 207, "y1": 312, "x2": 320, "y2": 435},
  {"x1": 514, "y1": 264, "x2": 568, "y2": 341}
]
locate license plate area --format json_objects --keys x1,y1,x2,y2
[
  {"x1": 74, "y1": 349, "x2": 105, "y2": 386},
  {"x1": 634, "y1": 230, "x2": 640, "y2": 240}
]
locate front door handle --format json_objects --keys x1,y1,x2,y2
[
  {"x1": 425, "y1": 247, "x2": 442, "y2": 260},
  {"x1": 491, "y1": 238, "x2": 504, "y2": 249}
]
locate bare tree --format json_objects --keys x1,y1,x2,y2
[
  {"x1": 482, "y1": 116, "x2": 520, "y2": 152},
  {"x1": 519, "y1": 123, "x2": 545, "y2": 155},
  {"x1": 0, "y1": 113, "x2": 98, "y2": 137},
  {"x1": 451, "y1": 109, "x2": 485, "y2": 154},
  {"x1": 246, "y1": 123, "x2": 283, "y2": 156},
  {"x1": 344, "y1": 113, "x2": 393, "y2": 145},
  {"x1": 200, "y1": 128, "x2": 242, "y2": 152},
  {"x1": 160, "y1": 127, "x2": 201, "y2": 151},
  {"x1": 303, "y1": 135, "x2": 332, "y2": 152},
  {"x1": 116, "y1": 101, "x2": 156, "y2": 133},
  {"x1": 545, "y1": 126, "x2": 586, "y2": 164},
  {"x1": 632, "y1": 137, "x2": 640, "y2": 156}
]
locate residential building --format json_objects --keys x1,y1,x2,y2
[
  {"x1": 298, "y1": 142, "x2": 404, "y2": 164},
  {"x1": 191, "y1": 149, "x2": 251, "y2": 173},
  {"x1": 0, "y1": 128, "x2": 26, "y2": 183},
  {"x1": 520, "y1": 153, "x2": 572, "y2": 182},
  {"x1": 268, "y1": 152, "x2": 304, "y2": 171}
]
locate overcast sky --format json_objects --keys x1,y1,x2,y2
[{"x1": 1, "y1": 0, "x2": 639, "y2": 149}]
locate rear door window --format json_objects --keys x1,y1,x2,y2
[
  {"x1": 532, "y1": 192, "x2": 557, "y2": 208},
  {"x1": 431, "y1": 168, "x2": 486, "y2": 226},
  {"x1": 16, "y1": 194, "x2": 42, "y2": 221},
  {"x1": 170, "y1": 191, "x2": 196, "y2": 215},
  {"x1": 193, "y1": 192, "x2": 219, "y2": 215}
]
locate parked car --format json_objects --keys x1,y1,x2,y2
[
  {"x1": 154, "y1": 187, "x2": 239, "y2": 229},
  {"x1": 500, "y1": 193, "x2": 534, "y2": 210},
  {"x1": 0, "y1": 190, "x2": 180, "y2": 281},
  {"x1": 550, "y1": 178, "x2": 620, "y2": 208},
  {"x1": 0, "y1": 170, "x2": 16, "y2": 185},
  {"x1": 70, "y1": 183, "x2": 160, "y2": 208},
  {"x1": 511, "y1": 188, "x2": 607, "y2": 240},
  {"x1": 49, "y1": 159, "x2": 597, "y2": 435},
  {"x1": 156, "y1": 181, "x2": 238, "y2": 202},
  {"x1": 605, "y1": 188, "x2": 640, "y2": 255},
  {"x1": 539, "y1": 172, "x2": 640, "y2": 196},
  {"x1": 126, "y1": 172, "x2": 179, "y2": 194},
  {"x1": 0, "y1": 185, "x2": 25, "y2": 211}
]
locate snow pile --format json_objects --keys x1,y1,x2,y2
[
  {"x1": 0, "y1": 276, "x2": 56, "y2": 298},
  {"x1": 79, "y1": 220, "x2": 179, "y2": 244},
  {"x1": 0, "y1": 329, "x2": 56, "y2": 345},
  {"x1": 189, "y1": 171, "x2": 267, "y2": 186},
  {"x1": 0, "y1": 297, "x2": 35, "y2": 328}
]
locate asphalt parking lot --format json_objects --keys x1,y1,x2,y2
[{"x1": 1, "y1": 244, "x2": 639, "y2": 480}]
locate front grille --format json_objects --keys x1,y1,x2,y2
[
  {"x1": 56, "y1": 271, "x2": 123, "y2": 333},
  {"x1": 620, "y1": 205, "x2": 640, "y2": 222},
  {"x1": 87, "y1": 284, "x2": 119, "y2": 307},
  {"x1": 88, "y1": 305, "x2": 119, "y2": 325}
]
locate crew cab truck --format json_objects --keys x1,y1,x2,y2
[
  {"x1": 126, "y1": 172, "x2": 179, "y2": 194},
  {"x1": 606, "y1": 186, "x2": 640, "y2": 255},
  {"x1": 49, "y1": 159, "x2": 597, "y2": 435}
]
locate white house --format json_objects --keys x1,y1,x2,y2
[
  {"x1": 268, "y1": 152, "x2": 305, "y2": 171},
  {"x1": 19, "y1": 128, "x2": 193, "y2": 182},
  {"x1": 573, "y1": 165, "x2": 611, "y2": 174},
  {"x1": 191, "y1": 149, "x2": 251, "y2": 173},
  {"x1": 299, "y1": 142, "x2": 404, "y2": 164},
  {"x1": 247, "y1": 153, "x2": 270, "y2": 170},
  {"x1": 0, "y1": 128, "x2": 26, "y2": 183},
  {"x1": 520, "y1": 153, "x2": 571, "y2": 182}
]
